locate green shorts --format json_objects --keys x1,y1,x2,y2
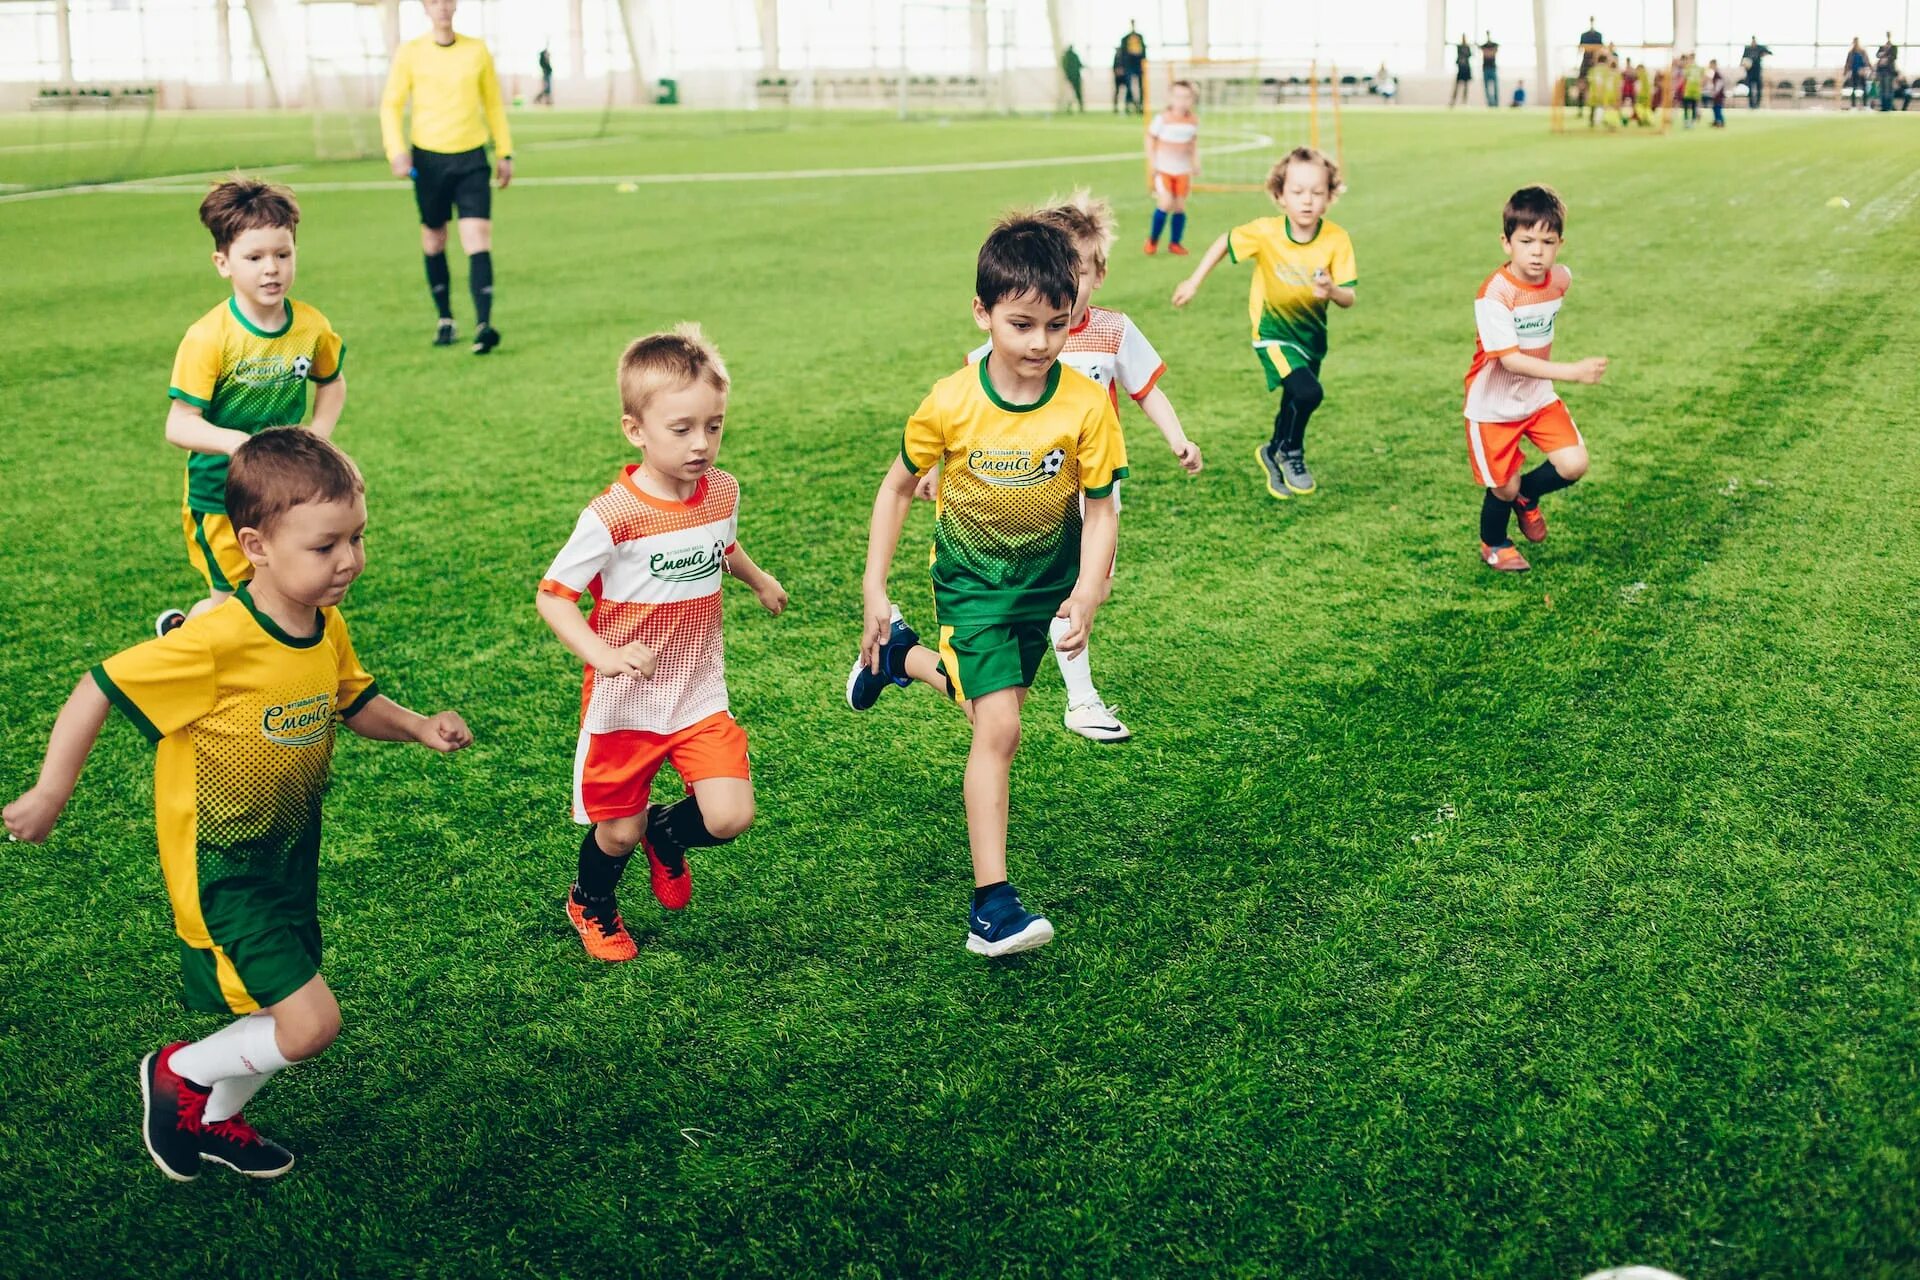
[
  {"x1": 1254, "y1": 342, "x2": 1321, "y2": 392},
  {"x1": 178, "y1": 919, "x2": 322, "y2": 1015},
  {"x1": 935, "y1": 619, "x2": 1051, "y2": 704}
]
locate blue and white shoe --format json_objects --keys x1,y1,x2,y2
[
  {"x1": 965, "y1": 883, "x2": 1055, "y2": 957},
  {"x1": 846, "y1": 604, "x2": 919, "y2": 710}
]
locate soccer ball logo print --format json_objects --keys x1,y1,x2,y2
[
  {"x1": 1041, "y1": 448, "x2": 1065, "y2": 477},
  {"x1": 292, "y1": 355, "x2": 312, "y2": 379}
]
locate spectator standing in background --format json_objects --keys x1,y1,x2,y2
[
  {"x1": 536, "y1": 46, "x2": 553, "y2": 106},
  {"x1": 1112, "y1": 42, "x2": 1126, "y2": 112},
  {"x1": 1705, "y1": 59, "x2": 1727, "y2": 127},
  {"x1": 1061, "y1": 44, "x2": 1084, "y2": 112},
  {"x1": 1876, "y1": 34, "x2": 1899, "y2": 112},
  {"x1": 1451, "y1": 34, "x2": 1473, "y2": 107},
  {"x1": 1741, "y1": 35, "x2": 1771, "y2": 108},
  {"x1": 1480, "y1": 33, "x2": 1500, "y2": 107},
  {"x1": 1844, "y1": 38, "x2": 1870, "y2": 109},
  {"x1": 1120, "y1": 23, "x2": 1148, "y2": 114}
]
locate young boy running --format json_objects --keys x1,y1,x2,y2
[
  {"x1": 161, "y1": 178, "x2": 345, "y2": 635},
  {"x1": 946, "y1": 190, "x2": 1201, "y2": 743},
  {"x1": 1144, "y1": 79, "x2": 1200, "y2": 255},
  {"x1": 847, "y1": 216, "x2": 1127, "y2": 957},
  {"x1": 1464, "y1": 186, "x2": 1608, "y2": 572},
  {"x1": 1173, "y1": 147, "x2": 1356, "y2": 500},
  {"x1": 3, "y1": 429, "x2": 471, "y2": 1181},
  {"x1": 538, "y1": 325, "x2": 787, "y2": 962}
]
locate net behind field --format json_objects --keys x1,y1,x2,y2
[{"x1": 1161, "y1": 59, "x2": 1342, "y2": 191}]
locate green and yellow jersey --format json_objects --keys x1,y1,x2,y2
[
  {"x1": 1227, "y1": 216, "x2": 1358, "y2": 373},
  {"x1": 168, "y1": 297, "x2": 344, "y2": 514},
  {"x1": 901, "y1": 360, "x2": 1128, "y2": 625},
  {"x1": 91, "y1": 587, "x2": 377, "y2": 1014}
]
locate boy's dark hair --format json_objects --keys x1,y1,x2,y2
[
  {"x1": 199, "y1": 176, "x2": 300, "y2": 252},
  {"x1": 975, "y1": 215, "x2": 1078, "y2": 312},
  {"x1": 226, "y1": 428, "x2": 364, "y2": 535},
  {"x1": 1503, "y1": 185, "x2": 1567, "y2": 238}
]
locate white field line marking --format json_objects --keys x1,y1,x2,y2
[
  {"x1": 0, "y1": 134, "x2": 1273, "y2": 202},
  {"x1": 0, "y1": 162, "x2": 302, "y2": 205}
]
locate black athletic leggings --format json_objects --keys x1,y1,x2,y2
[{"x1": 1271, "y1": 365, "x2": 1324, "y2": 453}]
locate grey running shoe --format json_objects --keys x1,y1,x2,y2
[
  {"x1": 1278, "y1": 449, "x2": 1316, "y2": 495},
  {"x1": 1256, "y1": 442, "x2": 1291, "y2": 501}
]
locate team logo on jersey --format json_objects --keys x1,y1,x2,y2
[
  {"x1": 650, "y1": 538, "x2": 727, "y2": 584},
  {"x1": 261, "y1": 693, "x2": 334, "y2": 747},
  {"x1": 1512, "y1": 309, "x2": 1557, "y2": 342},
  {"x1": 232, "y1": 355, "x2": 300, "y2": 386},
  {"x1": 967, "y1": 447, "x2": 1066, "y2": 488}
]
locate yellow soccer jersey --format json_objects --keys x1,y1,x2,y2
[
  {"x1": 901, "y1": 360, "x2": 1128, "y2": 624},
  {"x1": 169, "y1": 297, "x2": 344, "y2": 513},
  {"x1": 1227, "y1": 216, "x2": 1358, "y2": 370},
  {"x1": 380, "y1": 32, "x2": 513, "y2": 160},
  {"x1": 91, "y1": 587, "x2": 377, "y2": 1012}
]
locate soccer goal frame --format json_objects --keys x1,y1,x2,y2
[
  {"x1": 1153, "y1": 58, "x2": 1342, "y2": 193},
  {"x1": 1549, "y1": 42, "x2": 1681, "y2": 136}
]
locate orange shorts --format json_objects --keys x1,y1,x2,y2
[
  {"x1": 1465, "y1": 400, "x2": 1582, "y2": 487},
  {"x1": 573, "y1": 710, "x2": 750, "y2": 823},
  {"x1": 1153, "y1": 172, "x2": 1192, "y2": 200}
]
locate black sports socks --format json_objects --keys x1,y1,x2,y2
[
  {"x1": 575, "y1": 826, "x2": 630, "y2": 901},
  {"x1": 424, "y1": 252, "x2": 453, "y2": 320},
  {"x1": 468, "y1": 251, "x2": 494, "y2": 327}
]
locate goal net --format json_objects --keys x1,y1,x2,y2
[
  {"x1": 302, "y1": 0, "x2": 387, "y2": 161},
  {"x1": 894, "y1": 2, "x2": 1016, "y2": 118},
  {"x1": 1549, "y1": 42, "x2": 1681, "y2": 134},
  {"x1": 1156, "y1": 59, "x2": 1342, "y2": 192}
]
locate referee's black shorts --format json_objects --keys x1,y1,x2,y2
[{"x1": 410, "y1": 145, "x2": 491, "y2": 227}]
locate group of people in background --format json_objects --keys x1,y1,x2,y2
[
  {"x1": 1843, "y1": 34, "x2": 1906, "y2": 111},
  {"x1": 1058, "y1": 22, "x2": 1148, "y2": 115},
  {"x1": 1451, "y1": 32, "x2": 1502, "y2": 107}
]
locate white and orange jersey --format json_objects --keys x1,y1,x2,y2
[
  {"x1": 968, "y1": 305, "x2": 1167, "y2": 411},
  {"x1": 1147, "y1": 111, "x2": 1199, "y2": 175},
  {"x1": 1464, "y1": 263, "x2": 1571, "y2": 423},
  {"x1": 540, "y1": 465, "x2": 739, "y2": 737}
]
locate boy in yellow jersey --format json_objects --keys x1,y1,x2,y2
[
  {"x1": 4, "y1": 430, "x2": 471, "y2": 1182},
  {"x1": 381, "y1": 0, "x2": 513, "y2": 353},
  {"x1": 1173, "y1": 147, "x2": 1357, "y2": 499},
  {"x1": 847, "y1": 217, "x2": 1127, "y2": 957},
  {"x1": 160, "y1": 178, "x2": 345, "y2": 635}
]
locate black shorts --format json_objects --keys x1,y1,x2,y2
[{"x1": 411, "y1": 145, "x2": 490, "y2": 227}]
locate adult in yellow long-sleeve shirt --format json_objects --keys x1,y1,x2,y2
[{"x1": 381, "y1": 0, "x2": 512, "y2": 354}]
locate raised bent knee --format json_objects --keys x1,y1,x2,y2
[
  {"x1": 703, "y1": 797, "x2": 755, "y2": 842},
  {"x1": 595, "y1": 816, "x2": 644, "y2": 856},
  {"x1": 277, "y1": 1011, "x2": 341, "y2": 1063}
]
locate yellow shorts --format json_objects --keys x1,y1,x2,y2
[{"x1": 183, "y1": 507, "x2": 252, "y2": 594}]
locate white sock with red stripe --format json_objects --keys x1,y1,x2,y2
[
  {"x1": 1048, "y1": 616, "x2": 1100, "y2": 707},
  {"x1": 171, "y1": 1013, "x2": 291, "y2": 1119}
]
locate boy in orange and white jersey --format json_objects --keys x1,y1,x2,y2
[
  {"x1": 1463, "y1": 186, "x2": 1609, "y2": 572},
  {"x1": 1143, "y1": 80, "x2": 1200, "y2": 255},
  {"x1": 537, "y1": 326, "x2": 788, "y2": 961}
]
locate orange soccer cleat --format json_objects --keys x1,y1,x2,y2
[
  {"x1": 1513, "y1": 499, "x2": 1548, "y2": 543},
  {"x1": 1168, "y1": 242, "x2": 1190, "y2": 256},
  {"x1": 1480, "y1": 542, "x2": 1532, "y2": 572},
  {"x1": 643, "y1": 834, "x2": 692, "y2": 911},
  {"x1": 1143, "y1": 239, "x2": 1159, "y2": 255},
  {"x1": 566, "y1": 888, "x2": 639, "y2": 961}
]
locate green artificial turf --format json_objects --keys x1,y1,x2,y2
[{"x1": 0, "y1": 105, "x2": 1915, "y2": 1278}]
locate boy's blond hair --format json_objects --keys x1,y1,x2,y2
[
  {"x1": 619, "y1": 323, "x2": 731, "y2": 419},
  {"x1": 1036, "y1": 187, "x2": 1119, "y2": 273},
  {"x1": 1266, "y1": 147, "x2": 1344, "y2": 201}
]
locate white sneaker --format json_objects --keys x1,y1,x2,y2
[{"x1": 1063, "y1": 699, "x2": 1131, "y2": 743}]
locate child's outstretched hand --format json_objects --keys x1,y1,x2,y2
[
  {"x1": 595, "y1": 638, "x2": 658, "y2": 681},
  {"x1": 1053, "y1": 590, "x2": 1098, "y2": 658},
  {"x1": 3, "y1": 787, "x2": 65, "y2": 845},
  {"x1": 1171, "y1": 278, "x2": 1201, "y2": 308},
  {"x1": 756, "y1": 577, "x2": 789, "y2": 616},
  {"x1": 416, "y1": 712, "x2": 473, "y2": 753},
  {"x1": 1310, "y1": 268, "x2": 1333, "y2": 300},
  {"x1": 1172, "y1": 439, "x2": 1204, "y2": 474},
  {"x1": 1573, "y1": 356, "x2": 1610, "y2": 384}
]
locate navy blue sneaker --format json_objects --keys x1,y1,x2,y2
[
  {"x1": 965, "y1": 883, "x2": 1054, "y2": 957},
  {"x1": 846, "y1": 605, "x2": 919, "y2": 710}
]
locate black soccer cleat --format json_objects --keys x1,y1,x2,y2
[
  {"x1": 434, "y1": 319, "x2": 457, "y2": 347},
  {"x1": 140, "y1": 1043, "x2": 207, "y2": 1182},
  {"x1": 198, "y1": 1112, "x2": 296, "y2": 1179},
  {"x1": 472, "y1": 324, "x2": 501, "y2": 355}
]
